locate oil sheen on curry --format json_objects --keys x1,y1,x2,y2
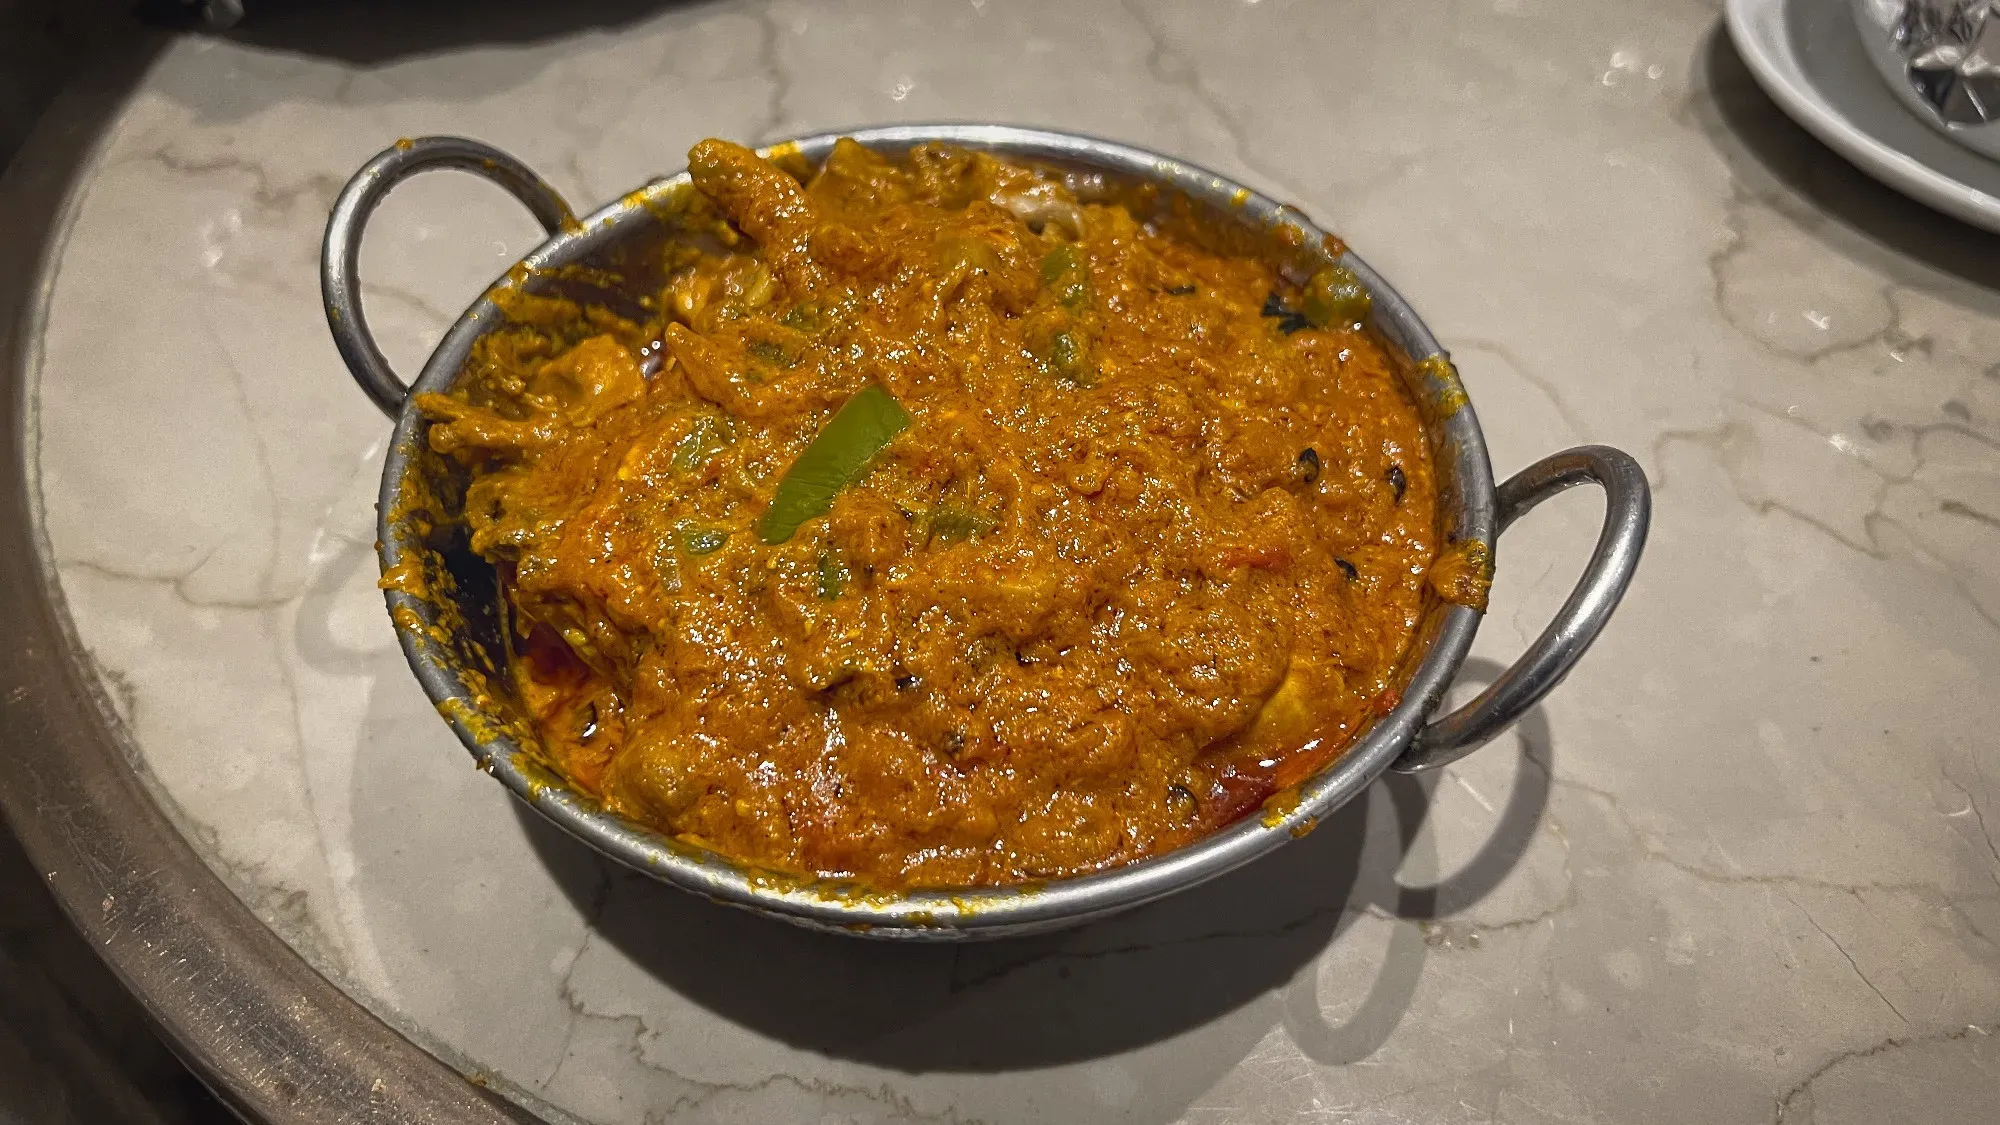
[{"x1": 417, "y1": 138, "x2": 1452, "y2": 890}]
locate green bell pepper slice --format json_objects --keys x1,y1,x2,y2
[{"x1": 757, "y1": 384, "x2": 912, "y2": 544}]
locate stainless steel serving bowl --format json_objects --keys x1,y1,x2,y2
[{"x1": 321, "y1": 125, "x2": 1649, "y2": 940}]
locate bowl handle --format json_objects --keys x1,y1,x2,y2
[
  {"x1": 320, "y1": 136, "x2": 575, "y2": 418},
  {"x1": 1392, "y1": 445, "x2": 1651, "y2": 773}
]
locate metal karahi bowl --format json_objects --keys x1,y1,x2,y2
[{"x1": 320, "y1": 125, "x2": 1649, "y2": 940}]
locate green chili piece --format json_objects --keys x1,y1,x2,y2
[
  {"x1": 921, "y1": 503, "x2": 1000, "y2": 545},
  {"x1": 757, "y1": 384, "x2": 912, "y2": 544},
  {"x1": 1300, "y1": 264, "x2": 1372, "y2": 328},
  {"x1": 780, "y1": 301, "x2": 827, "y2": 333},
  {"x1": 816, "y1": 550, "x2": 850, "y2": 600},
  {"x1": 679, "y1": 523, "x2": 729, "y2": 555},
  {"x1": 1042, "y1": 328, "x2": 1095, "y2": 387},
  {"x1": 746, "y1": 339, "x2": 793, "y2": 368},
  {"x1": 1041, "y1": 244, "x2": 1091, "y2": 309},
  {"x1": 672, "y1": 414, "x2": 734, "y2": 474}
]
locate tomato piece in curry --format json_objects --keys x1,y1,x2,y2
[{"x1": 416, "y1": 138, "x2": 1444, "y2": 889}]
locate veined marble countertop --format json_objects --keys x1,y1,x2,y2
[{"x1": 20, "y1": 0, "x2": 2000, "y2": 1121}]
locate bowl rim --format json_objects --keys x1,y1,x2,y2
[{"x1": 376, "y1": 123, "x2": 1493, "y2": 939}]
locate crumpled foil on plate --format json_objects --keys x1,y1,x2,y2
[{"x1": 1891, "y1": 0, "x2": 2000, "y2": 124}]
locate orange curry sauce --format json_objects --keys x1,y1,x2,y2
[{"x1": 416, "y1": 138, "x2": 1442, "y2": 888}]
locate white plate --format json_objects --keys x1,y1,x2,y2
[{"x1": 1726, "y1": 0, "x2": 2000, "y2": 233}]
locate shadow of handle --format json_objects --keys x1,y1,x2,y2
[
  {"x1": 1286, "y1": 731, "x2": 1551, "y2": 1064},
  {"x1": 319, "y1": 136, "x2": 575, "y2": 419},
  {"x1": 1288, "y1": 450, "x2": 1632, "y2": 1063},
  {"x1": 1394, "y1": 445, "x2": 1651, "y2": 773}
]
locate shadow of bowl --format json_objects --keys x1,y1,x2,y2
[
  {"x1": 510, "y1": 659, "x2": 1552, "y2": 1074},
  {"x1": 517, "y1": 782, "x2": 1376, "y2": 1071}
]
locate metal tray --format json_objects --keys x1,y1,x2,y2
[{"x1": 0, "y1": 60, "x2": 534, "y2": 1125}]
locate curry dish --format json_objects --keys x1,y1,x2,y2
[{"x1": 415, "y1": 138, "x2": 1452, "y2": 889}]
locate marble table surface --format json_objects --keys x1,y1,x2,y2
[{"x1": 21, "y1": 0, "x2": 2000, "y2": 1120}]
